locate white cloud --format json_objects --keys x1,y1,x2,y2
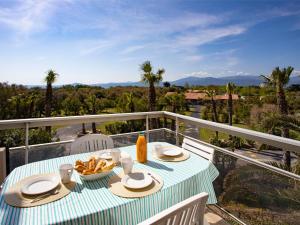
[
  {"x1": 0, "y1": 0, "x2": 69, "y2": 35},
  {"x1": 236, "y1": 71, "x2": 250, "y2": 76},
  {"x1": 219, "y1": 70, "x2": 250, "y2": 76},
  {"x1": 185, "y1": 55, "x2": 204, "y2": 62},
  {"x1": 173, "y1": 25, "x2": 246, "y2": 48},
  {"x1": 80, "y1": 40, "x2": 116, "y2": 55},
  {"x1": 188, "y1": 71, "x2": 211, "y2": 76},
  {"x1": 120, "y1": 45, "x2": 146, "y2": 55},
  {"x1": 293, "y1": 70, "x2": 300, "y2": 75}
]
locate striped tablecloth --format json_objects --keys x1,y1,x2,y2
[{"x1": 0, "y1": 142, "x2": 219, "y2": 225}]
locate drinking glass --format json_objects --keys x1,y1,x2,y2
[
  {"x1": 59, "y1": 164, "x2": 73, "y2": 184},
  {"x1": 121, "y1": 157, "x2": 133, "y2": 175}
]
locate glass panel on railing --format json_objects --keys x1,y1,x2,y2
[
  {"x1": 111, "y1": 128, "x2": 176, "y2": 147},
  {"x1": 213, "y1": 150, "x2": 300, "y2": 225},
  {"x1": 0, "y1": 128, "x2": 25, "y2": 148},
  {"x1": 9, "y1": 141, "x2": 72, "y2": 171},
  {"x1": 172, "y1": 129, "x2": 300, "y2": 225},
  {"x1": 7, "y1": 128, "x2": 174, "y2": 171}
]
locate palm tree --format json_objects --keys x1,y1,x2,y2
[
  {"x1": 204, "y1": 88, "x2": 219, "y2": 139},
  {"x1": 261, "y1": 66, "x2": 294, "y2": 168},
  {"x1": 226, "y1": 82, "x2": 236, "y2": 126},
  {"x1": 44, "y1": 69, "x2": 58, "y2": 133},
  {"x1": 141, "y1": 61, "x2": 164, "y2": 128}
]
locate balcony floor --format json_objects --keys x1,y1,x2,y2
[{"x1": 205, "y1": 208, "x2": 229, "y2": 225}]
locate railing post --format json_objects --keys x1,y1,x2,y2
[
  {"x1": 146, "y1": 115, "x2": 149, "y2": 141},
  {"x1": 0, "y1": 148, "x2": 7, "y2": 184},
  {"x1": 25, "y1": 123, "x2": 29, "y2": 164},
  {"x1": 175, "y1": 117, "x2": 179, "y2": 146}
]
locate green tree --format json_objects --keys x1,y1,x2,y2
[
  {"x1": 44, "y1": 70, "x2": 58, "y2": 133},
  {"x1": 205, "y1": 88, "x2": 219, "y2": 139},
  {"x1": 162, "y1": 93, "x2": 185, "y2": 129},
  {"x1": 8, "y1": 94, "x2": 22, "y2": 118},
  {"x1": 163, "y1": 81, "x2": 170, "y2": 88},
  {"x1": 125, "y1": 92, "x2": 135, "y2": 113},
  {"x1": 261, "y1": 66, "x2": 294, "y2": 168},
  {"x1": 85, "y1": 94, "x2": 103, "y2": 133},
  {"x1": 226, "y1": 82, "x2": 236, "y2": 126},
  {"x1": 141, "y1": 61, "x2": 164, "y2": 128}
]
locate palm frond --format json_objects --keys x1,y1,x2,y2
[
  {"x1": 140, "y1": 61, "x2": 152, "y2": 73},
  {"x1": 226, "y1": 82, "x2": 236, "y2": 94},
  {"x1": 44, "y1": 69, "x2": 59, "y2": 84}
]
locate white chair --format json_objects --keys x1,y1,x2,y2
[
  {"x1": 138, "y1": 192, "x2": 209, "y2": 225},
  {"x1": 182, "y1": 138, "x2": 214, "y2": 161},
  {"x1": 70, "y1": 134, "x2": 114, "y2": 154}
]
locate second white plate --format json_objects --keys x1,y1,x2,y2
[
  {"x1": 162, "y1": 146, "x2": 183, "y2": 157},
  {"x1": 121, "y1": 172, "x2": 153, "y2": 189},
  {"x1": 95, "y1": 150, "x2": 112, "y2": 160},
  {"x1": 21, "y1": 174, "x2": 60, "y2": 195}
]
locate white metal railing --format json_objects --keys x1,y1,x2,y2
[
  {"x1": 0, "y1": 111, "x2": 163, "y2": 164},
  {"x1": 164, "y1": 111, "x2": 300, "y2": 152},
  {"x1": 1, "y1": 111, "x2": 300, "y2": 179}
]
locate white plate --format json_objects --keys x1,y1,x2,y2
[
  {"x1": 121, "y1": 172, "x2": 153, "y2": 189},
  {"x1": 95, "y1": 150, "x2": 112, "y2": 160},
  {"x1": 21, "y1": 174, "x2": 60, "y2": 195},
  {"x1": 162, "y1": 146, "x2": 183, "y2": 157}
]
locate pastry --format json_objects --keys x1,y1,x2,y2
[
  {"x1": 75, "y1": 160, "x2": 85, "y2": 166},
  {"x1": 82, "y1": 169, "x2": 94, "y2": 175},
  {"x1": 88, "y1": 157, "x2": 96, "y2": 170},
  {"x1": 74, "y1": 158, "x2": 115, "y2": 175},
  {"x1": 101, "y1": 162, "x2": 115, "y2": 171},
  {"x1": 75, "y1": 165, "x2": 85, "y2": 173},
  {"x1": 94, "y1": 160, "x2": 106, "y2": 173}
]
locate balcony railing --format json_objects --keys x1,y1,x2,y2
[{"x1": 0, "y1": 111, "x2": 300, "y2": 225}]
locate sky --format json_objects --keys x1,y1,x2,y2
[{"x1": 0, "y1": 0, "x2": 300, "y2": 85}]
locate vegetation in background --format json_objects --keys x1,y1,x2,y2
[
  {"x1": 44, "y1": 70, "x2": 58, "y2": 133},
  {"x1": 261, "y1": 66, "x2": 294, "y2": 168},
  {"x1": 141, "y1": 60, "x2": 164, "y2": 128},
  {"x1": 0, "y1": 64, "x2": 300, "y2": 225}
]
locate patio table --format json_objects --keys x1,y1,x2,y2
[{"x1": 0, "y1": 142, "x2": 219, "y2": 225}]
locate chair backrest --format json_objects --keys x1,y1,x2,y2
[
  {"x1": 182, "y1": 138, "x2": 214, "y2": 161},
  {"x1": 70, "y1": 134, "x2": 114, "y2": 154},
  {"x1": 138, "y1": 192, "x2": 208, "y2": 225}
]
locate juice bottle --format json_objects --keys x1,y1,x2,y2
[{"x1": 136, "y1": 132, "x2": 147, "y2": 163}]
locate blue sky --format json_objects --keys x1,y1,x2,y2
[{"x1": 0, "y1": 0, "x2": 300, "y2": 85}]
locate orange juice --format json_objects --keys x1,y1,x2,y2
[{"x1": 136, "y1": 132, "x2": 147, "y2": 163}]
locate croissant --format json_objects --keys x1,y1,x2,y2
[
  {"x1": 94, "y1": 160, "x2": 106, "y2": 173},
  {"x1": 101, "y1": 162, "x2": 115, "y2": 172},
  {"x1": 75, "y1": 160, "x2": 85, "y2": 167},
  {"x1": 75, "y1": 165, "x2": 85, "y2": 173},
  {"x1": 88, "y1": 158, "x2": 96, "y2": 170}
]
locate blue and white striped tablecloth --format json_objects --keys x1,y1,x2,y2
[{"x1": 0, "y1": 142, "x2": 219, "y2": 225}]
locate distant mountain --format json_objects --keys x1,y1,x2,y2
[
  {"x1": 91, "y1": 81, "x2": 145, "y2": 88},
  {"x1": 170, "y1": 75, "x2": 300, "y2": 87},
  {"x1": 25, "y1": 75, "x2": 300, "y2": 88}
]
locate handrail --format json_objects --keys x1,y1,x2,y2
[
  {"x1": 0, "y1": 111, "x2": 164, "y2": 130},
  {"x1": 163, "y1": 111, "x2": 300, "y2": 153},
  {"x1": 171, "y1": 129, "x2": 300, "y2": 181},
  {"x1": 0, "y1": 111, "x2": 299, "y2": 153}
]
